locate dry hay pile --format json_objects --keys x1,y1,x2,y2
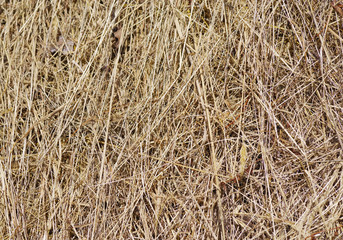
[{"x1": 1, "y1": 0, "x2": 343, "y2": 239}]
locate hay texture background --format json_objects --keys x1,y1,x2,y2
[{"x1": 1, "y1": 0, "x2": 343, "y2": 239}]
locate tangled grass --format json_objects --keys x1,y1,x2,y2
[{"x1": 1, "y1": 0, "x2": 343, "y2": 239}]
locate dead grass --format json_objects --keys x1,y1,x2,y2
[{"x1": 1, "y1": 0, "x2": 343, "y2": 239}]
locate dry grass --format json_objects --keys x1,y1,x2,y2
[{"x1": 1, "y1": 0, "x2": 343, "y2": 239}]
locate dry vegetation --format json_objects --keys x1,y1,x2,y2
[{"x1": 1, "y1": 0, "x2": 343, "y2": 239}]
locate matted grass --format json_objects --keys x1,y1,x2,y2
[{"x1": 1, "y1": 0, "x2": 343, "y2": 239}]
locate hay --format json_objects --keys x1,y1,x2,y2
[{"x1": 1, "y1": 0, "x2": 343, "y2": 239}]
